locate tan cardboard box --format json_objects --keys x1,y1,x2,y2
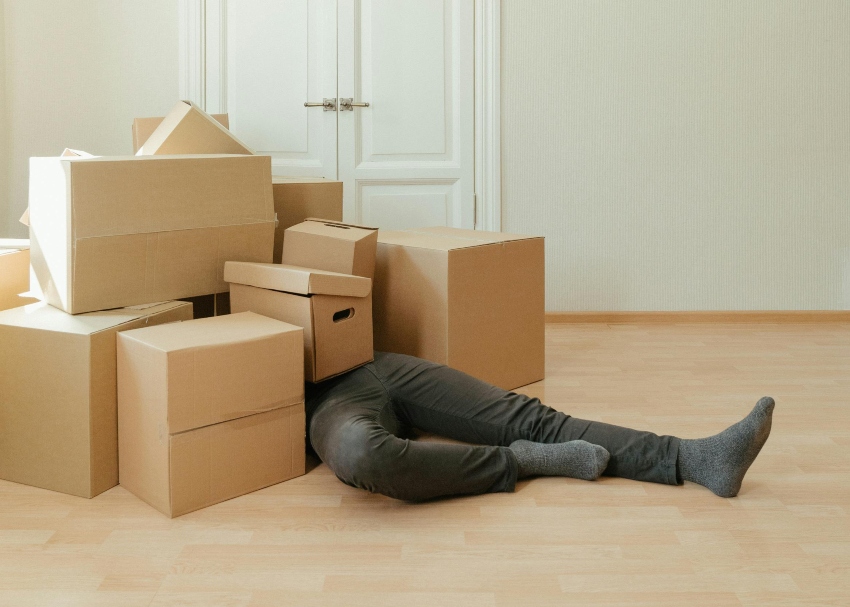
[
  {"x1": 225, "y1": 262, "x2": 373, "y2": 382},
  {"x1": 0, "y1": 240, "x2": 38, "y2": 311},
  {"x1": 29, "y1": 153, "x2": 274, "y2": 314},
  {"x1": 272, "y1": 177, "x2": 343, "y2": 263},
  {"x1": 117, "y1": 312, "x2": 306, "y2": 517},
  {"x1": 133, "y1": 113, "x2": 229, "y2": 154},
  {"x1": 136, "y1": 101, "x2": 251, "y2": 156},
  {"x1": 0, "y1": 300, "x2": 193, "y2": 498},
  {"x1": 373, "y1": 227, "x2": 545, "y2": 390},
  {"x1": 281, "y1": 219, "x2": 378, "y2": 279}
]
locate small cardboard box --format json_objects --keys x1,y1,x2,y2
[
  {"x1": 117, "y1": 312, "x2": 306, "y2": 518},
  {"x1": 281, "y1": 219, "x2": 378, "y2": 279},
  {"x1": 136, "y1": 101, "x2": 251, "y2": 156},
  {"x1": 133, "y1": 113, "x2": 229, "y2": 154},
  {"x1": 0, "y1": 240, "x2": 38, "y2": 311},
  {"x1": 29, "y1": 153, "x2": 274, "y2": 314},
  {"x1": 0, "y1": 300, "x2": 193, "y2": 498},
  {"x1": 272, "y1": 177, "x2": 343, "y2": 263},
  {"x1": 373, "y1": 227, "x2": 545, "y2": 390},
  {"x1": 225, "y1": 262, "x2": 373, "y2": 383}
]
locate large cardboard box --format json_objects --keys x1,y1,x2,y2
[
  {"x1": 373, "y1": 227, "x2": 545, "y2": 390},
  {"x1": 281, "y1": 219, "x2": 378, "y2": 279},
  {"x1": 272, "y1": 177, "x2": 343, "y2": 263},
  {"x1": 0, "y1": 300, "x2": 193, "y2": 498},
  {"x1": 117, "y1": 312, "x2": 306, "y2": 517},
  {"x1": 136, "y1": 101, "x2": 251, "y2": 156},
  {"x1": 225, "y1": 262, "x2": 373, "y2": 382},
  {"x1": 29, "y1": 153, "x2": 275, "y2": 314},
  {"x1": 0, "y1": 240, "x2": 38, "y2": 311},
  {"x1": 133, "y1": 113, "x2": 229, "y2": 153}
]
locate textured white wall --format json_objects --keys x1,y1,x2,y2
[
  {"x1": 2, "y1": 0, "x2": 179, "y2": 238},
  {"x1": 0, "y1": 0, "x2": 8, "y2": 237},
  {"x1": 502, "y1": 0, "x2": 850, "y2": 311}
]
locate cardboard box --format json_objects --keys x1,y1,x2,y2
[
  {"x1": 225, "y1": 262, "x2": 373, "y2": 382},
  {"x1": 136, "y1": 101, "x2": 251, "y2": 156},
  {"x1": 272, "y1": 177, "x2": 343, "y2": 263},
  {"x1": 373, "y1": 227, "x2": 545, "y2": 390},
  {"x1": 0, "y1": 300, "x2": 192, "y2": 498},
  {"x1": 282, "y1": 219, "x2": 378, "y2": 279},
  {"x1": 29, "y1": 153, "x2": 275, "y2": 314},
  {"x1": 117, "y1": 312, "x2": 306, "y2": 517},
  {"x1": 0, "y1": 240, "x2": 38, "y2": 311},
  {"x1": 133, "y1": 113, "x2": 229, "y2": 154}
]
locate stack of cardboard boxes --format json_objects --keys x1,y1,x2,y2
[{"x1": 0, "y1": 100, "x2": 545, "y2": 517}]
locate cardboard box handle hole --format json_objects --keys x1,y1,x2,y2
[{"x1": 333, "y1": 308, "x2": 355, "y2": 322}]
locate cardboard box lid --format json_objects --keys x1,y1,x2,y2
[
  {"x1": 136, "y1": 100, "x2": 253, "y2": 156},
  {"x1": 0, "y1": 301, "x2": 189, "y2": 335},
  {"x1": 378, "y1": 227, "x2": 542, "y2": 251},
  {"x1": 224, "y1": 262, "x2": 371, "y2": 298},
  {"x1": 118, "y1": 310, "x2": 300, "y2": 353}
]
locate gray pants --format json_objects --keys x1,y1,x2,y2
[{"x1": 306, "y1": 352, "x2": 681, "y2": 501}]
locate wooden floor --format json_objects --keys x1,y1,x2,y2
[{"x1": 1, "y1": 322, "x2": 848, "y2": 606}]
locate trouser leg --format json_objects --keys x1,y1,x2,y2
[
  {"x1": 372, "y1": 352, "x2": 680, "y2": 486},
  {"x1": 307, "y1": 366, "x2": 518, "y2": 501}
]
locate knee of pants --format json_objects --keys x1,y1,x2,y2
[{"x1": 320, "y1": 418, "x2": 403, "y2": 492}]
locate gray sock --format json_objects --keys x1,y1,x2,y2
[
  {"x1": 677, "y1": 396, "x2": 775, "y2": 497},
  {"x1": 509, "y1": 439, "x2": 610, "y2": 481}
]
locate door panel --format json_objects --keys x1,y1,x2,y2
[
  {"x1": 338, "y1": 0, "x2": 474, "y2": 228},
  {"x1": 223, "y1": 0, "x2": 338, "y2": 178}
]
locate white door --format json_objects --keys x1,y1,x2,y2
[
  {"x1": 196, "y1": 0, "x2": 476, "y2": 227},
  {"x1": 337, "y1": 0, "x2": 475, "y2": 228},
  {"x1": 208, "y1": 0, "x2": 338, "y2": 178}
]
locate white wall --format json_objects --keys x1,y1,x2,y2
[
  {"x1": 502, "y1": 0, "x2": 850, "y2": 311},
  {"x1": 2, "y1": 0, "x2": 179, "y2": 238},
  {"x1": 0, "y1": 0, "x2": 8, "y2": 237}
]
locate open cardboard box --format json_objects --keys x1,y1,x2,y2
[
  {"x1": 133, "y1": 112, "x2": 230, "y2": 154},
  {"x1": 225, "y1": 262, "x2": 373, "y2": 383}
]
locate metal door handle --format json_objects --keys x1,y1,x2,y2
[
  {"x1": 304, "y1": 98, "x2": 337, "y2": 111},
  {"x1": 339, "y1": 98, "x2": 370, "y2": 111}
]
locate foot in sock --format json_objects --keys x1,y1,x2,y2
[
  {"x1": 509, "y1": 439, "x2": 610, "y2": 481},
  {"x1": 677, "y1": 396, "x2": 775, "y2": 497}
]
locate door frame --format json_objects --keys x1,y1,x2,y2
[{"x1": 178, "y1": 0, "x2": 501, "y2": 231}]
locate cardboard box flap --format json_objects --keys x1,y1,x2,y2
[
  {"x1": 0, "y1": 300, "x2": 190, "y2": 335},
  {"x1": 117, "y1": 311, "x2": 300, "y2": 353},
  {"x1": 61, "y1": 148, "x2": 94, "y2": 158},
  {"x1": 378, "y1": 227, "x2": 541, "y2": 251},
  {"x1": 224, "y1": 262, "x2": 371, "y2": 298},
  {"x1": 137, "y1": 100, "x2": 253, "y2": 156},
  {"x1": 133, "y1": 113, "x2": 229, "y2": 154}
]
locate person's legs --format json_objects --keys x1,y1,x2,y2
[
  {"x1": 371, "y1": 352, "x2": 680, "y2": 486},
  {"x1": 307, "y1": 364, "x2": 519, "y2": 501}
]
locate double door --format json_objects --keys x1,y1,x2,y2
[{"x1": 204, "y1": 0, "x2": 475, "y2": 230}]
